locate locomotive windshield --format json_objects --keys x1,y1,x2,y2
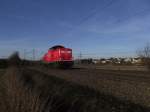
[{"x1": 49, "y1": 45, "x2": 65, "y2": 50}]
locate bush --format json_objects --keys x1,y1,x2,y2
[
  {"x1": 0, "y1": 59, "x2": 8, "y2": 68},
  {"x1": 8, "y1": 52, "x2": 21, "y2": 66}
]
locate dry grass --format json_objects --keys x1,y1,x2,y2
[
  {"x1": 0, "y1": 67, "x2": 52, "y2": 112},
  {"x1": 0, "y1": 67, "x2": 84, "y2": 112},
  {"x1": 0, "y1": 66, "x2": 150, "y2": 112},
  {"x1": 0, "y1": 53, "x2": 66, "y2": 112},
  {"x1": 0, "y1": 62, "x2": 71, "y2": 112}
]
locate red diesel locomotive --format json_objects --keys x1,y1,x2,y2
[{"x1": 43, "y1": 45, "x2": 73, "y2": 68}]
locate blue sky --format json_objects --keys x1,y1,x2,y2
[{"x1": 0, "y1": 0, "x2": 150, "y2": 59}]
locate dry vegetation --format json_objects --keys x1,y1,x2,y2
[
  {"x1": 0, "y1": 67, "x2": 52, "y2": 112},
  {"x1": 0, "y1": 66, "x2": 149, "y2": 112},
  {"x1": 0, "y1": 53, "x2": 150, "y2": 112}
]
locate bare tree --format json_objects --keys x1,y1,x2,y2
[{"x1": 137, "y1": 43, "x2": 150, "y2": 70}]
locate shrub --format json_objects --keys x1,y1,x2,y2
[{"x1": 8, "y1": 52, "x2": 21, "y2": 66}]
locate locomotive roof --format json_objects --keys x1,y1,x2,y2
[{"x1": 49, "y1": 45, "x2": 65, "y2": 50}]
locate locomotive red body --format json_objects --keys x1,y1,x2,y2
[{"x1": 43, "y1": 45, "x2": 73, "y2": 68}]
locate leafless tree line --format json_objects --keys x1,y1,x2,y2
[{"x1": 138, "y1": 43, "x2": 150, "y2": 70}]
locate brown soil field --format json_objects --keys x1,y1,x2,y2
[
  {"x1": 76, "y1": 64, "x2": 148, "y2": 71},
  {"x1": 0, "y1": 69, "x2": 5, "y2": 80},
  {"x1": 30, "y1": 66, "x2": 150, "y2": 108}
]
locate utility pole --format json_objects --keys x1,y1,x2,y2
[
  {"x1": 24, "y1": 49, "x2": 26, "y2": 60},
  {"x1": 79, "y1": 52, "x2": 82, "y2": 64},
  {"x1": 79, "y1": 52, "x2": 82, "y2": 60},
  {"x1": 33, "y1": 49, "x2": 35, "y2": 61}
]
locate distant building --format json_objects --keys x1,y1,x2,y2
[
  {"x1": 100, "y1": 59, "x2": 107, "y2": 64},
  {"x1": 76, "y1": 57, "x2": 143, "y2": 65},
  {"x1": 131, "y1": 58, "x2": 142, "y2": 64},
  {"x1": 92, "y1": 59, "x2": 99, "y2": 64}
]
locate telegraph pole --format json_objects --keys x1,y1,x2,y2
[
  {"x1": 79, "y1": 52, "x2": 82, "y2": 64},
  {"x1": 79, "y1": 52, "x2": 82, "y2": 60},
  {"x1": 24, "y1": 49, "x2": 26, "y2": 60},
  {"x1": 32, "y1": 49, "x2": 35, "y2": 60}
]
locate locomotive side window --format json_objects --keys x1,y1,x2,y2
[
  {"x1": 61, "y1": 50, "x2": 71, "y2": 53},
  {"x1": 67, "y1": 51, "x2": 71, "y2": 53},
  {"x1": 61, "y1": 51, "x2": 65, "y2": 53}
]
